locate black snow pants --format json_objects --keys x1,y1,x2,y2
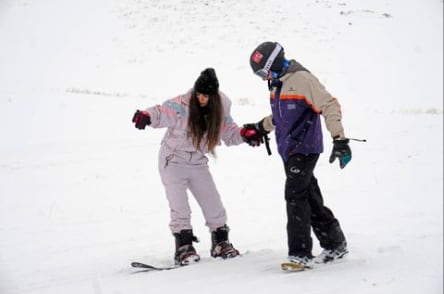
[{"x1": 284, "y1": 153, "x2": 346, "y2": 258}]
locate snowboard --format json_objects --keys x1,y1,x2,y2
[{"x1": 280, "y1": 262, "x2": 311, "y2": 272}]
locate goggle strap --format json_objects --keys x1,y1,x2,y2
[
  {"x1": 263, "y1": 43, "x2": 282, "y2": 71},
  {"x1": 282, "y1": 59, "x2": 290, "y2": 72}
]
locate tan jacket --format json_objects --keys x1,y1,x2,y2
[{"x1": 262, "y1": 70, "x2": 345, "y2": 139}]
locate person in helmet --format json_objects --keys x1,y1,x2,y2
[
  {"x1": 132, "y1": 68, "x2": 263, "y2": 266},
  {"x1": 245, "y1": 41, "x2": 351, "y2": 271}
]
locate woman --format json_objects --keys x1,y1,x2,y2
[{"x1": 132, "y1": 68, "x2": 261, "y2": 265}]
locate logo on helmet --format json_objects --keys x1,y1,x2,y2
[{"x1": 251, "y1": 51, "x2": 263, "y2": 64}]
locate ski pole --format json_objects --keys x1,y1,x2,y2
[
  {"x1": 346, "y1": 137, "x2": 367, "y2": 142},
  {"x1": 264, "y1": 133, "x2": 272, "y2": 155}
]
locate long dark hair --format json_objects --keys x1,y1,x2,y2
[{"x1": 187, "y1": 90, "x2": 223, "y2": 154}]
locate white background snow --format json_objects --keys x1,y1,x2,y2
[{"x1": 0, "y1": 0, "x2": 442, "y2": 293}]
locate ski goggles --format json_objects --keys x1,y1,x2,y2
[
  {"x1": 254, "y1": 43, "x2": 282, "y2": 79},
  {"x1": 254, "y1": 68, "x2": 271, "y2": 79}
]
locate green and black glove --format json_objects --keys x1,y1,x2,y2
[{"x1": 329, "y1": 138, "x2": 352, "y2": 169}]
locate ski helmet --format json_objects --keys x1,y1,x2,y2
[{"x1": 250, "y1": 42, "x2": 285, "y2": 77}]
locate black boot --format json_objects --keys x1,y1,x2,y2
[
  {"x1": 210, "y1": 225, "x2": 240, "y2": 259},
  {"x1": 174, "y1": 229, "x2": 200, "y2": 265}
]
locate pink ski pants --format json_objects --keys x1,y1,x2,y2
[{"x1": 158, "y1": 152, "x2": 227, "y2": 234}]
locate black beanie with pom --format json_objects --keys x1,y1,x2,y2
[{"x1": 194, "y1": 68, "x2": 219, "y2": 95}]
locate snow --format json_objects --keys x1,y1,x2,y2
[{"x1": 0, "y1": 0, "x2": 442, "y2": 293}]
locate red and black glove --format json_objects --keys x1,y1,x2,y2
[
  {"x1": 132, "y1": 110, "x2": 151, "y2": 129},
  {"x1": 240, "y1": 126, "x2": 263, "y2": 147}
]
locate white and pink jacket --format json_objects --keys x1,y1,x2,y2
[{"x1": 145, "y1": 89, "x2": 245, "y2": 166}]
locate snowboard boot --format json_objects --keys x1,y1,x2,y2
[
  {"x1": 174, "y1": 229, "x2": 200, "y2": 266},
  {"x1": 314, "y1": 241, "x2": 349, "y2": 264},
  {"x1": 210, "y1": 225, "x2": 240, "y2": 259}
]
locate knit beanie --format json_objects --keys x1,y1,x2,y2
[
  {"x1": 249, "y1": 41, "x2": 285, "y2": 73},
  {"x1": 194, "y1": 68, "x2": 219, "y2": 95}
]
